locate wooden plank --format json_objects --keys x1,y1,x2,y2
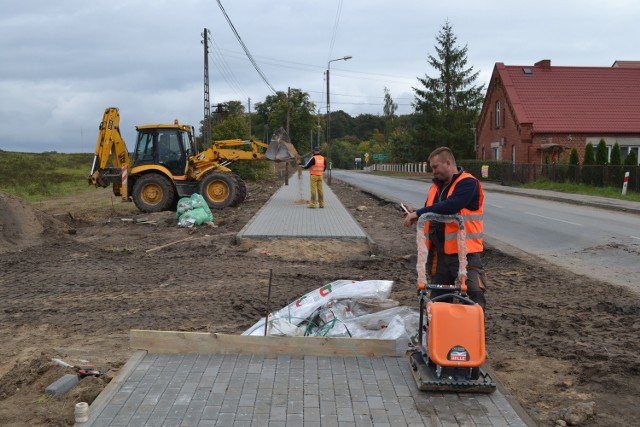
[
  {"x1": 129, "y1": 330, "x2": 402, "y2": 357},
  {"x1": 84, "y1": 350, "x2": 147, "y2": 424}
]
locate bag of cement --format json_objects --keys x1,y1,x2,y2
[{"x1": 242, "y1": 279, "x2": 393, "y2": 336}]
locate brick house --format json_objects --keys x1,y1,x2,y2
[{"x1": 475, "y1": 59, "x2": 640, "y2": 165}]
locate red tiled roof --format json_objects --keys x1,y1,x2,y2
[
  {"x1": 612, "y1": 60, "x2": 640, "y2": 68},
  {"x1": 496, "y1": 61, "x2": 640, "y2": 133}
]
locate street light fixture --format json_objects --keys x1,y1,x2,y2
[{"x1": 326, "y1": 55, "x2": 352, "y2": 185}]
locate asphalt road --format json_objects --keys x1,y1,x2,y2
[{"x1": 331, "y1": 170, "x2": 640, "y2": 295}]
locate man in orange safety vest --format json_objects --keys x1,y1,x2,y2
[
  {"x1": 302, "y1": 146, "x2": 326, "y2": 208},
  {"x1": 401, "y1": 146, "x2": 488, "y2": 309}
]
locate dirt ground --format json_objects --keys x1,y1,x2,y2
[{"x1": 0, "y1": 178, "x2": 639, "y2": 426}]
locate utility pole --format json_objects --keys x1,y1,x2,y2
[
  {"x1": 286, "y1": 87, "x2": 291, "y2": 136},
  {"x1": 285, "y1": 87, "x2": 291, "y2": 186},
  {"x1": 201, "y1": 28, "x2": 212, "y2": 151},
  {"x1": 326, "y1": 55, "x2": 352, "y2": 185},
  {"x1": 248, "y1": 97, "x2": 251, "y2": 138}
]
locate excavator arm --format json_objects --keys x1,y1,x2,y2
[
  {"x1": 88, "y1": 107, "x2": 132, "y2": 199},
  {"x1": 208, "y1": 127, "x2": 298, "y2": 165},
  {"x1": 210, "y1": 139, "x2": 274, "y2": 165}
]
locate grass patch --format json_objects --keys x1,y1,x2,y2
[
  {"x1": 518, "y1": 180, "x2": 640, "y2": 202},
  {"x1": 369, "y1": 170, "x2": 640, "y2": 201},
  {"x1": 0, "y1": 152, "x2": 95, "y2": 201},
  {"x1": 0, "y1": 150, "x2": 277, "y2": 202}
]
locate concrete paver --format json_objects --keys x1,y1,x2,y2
[
  {"x1": 237, "y1": 172, "x2": 372, "y2": 241},
  {"x1": 84, "y1": 352, "x2": 531, "y2": 427}
]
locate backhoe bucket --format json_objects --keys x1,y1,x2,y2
[{"x1": 265, "y1": 127, "x2": 298, "y2": 161}]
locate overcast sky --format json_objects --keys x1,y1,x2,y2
[{"x1": 1, "y1": 0, "x2": 637, "y2": 153}]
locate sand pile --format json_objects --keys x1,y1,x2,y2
[{"x1": 0, "y1": 192, "x2": 56, "y2": 253}]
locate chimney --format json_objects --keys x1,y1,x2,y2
[{"x1": 535, "y1": 59, "x2": 551, "y2": 68}]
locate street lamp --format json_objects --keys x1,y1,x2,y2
[{"x1": 326, "y1": 55, "x2": 352, "y2": 185}]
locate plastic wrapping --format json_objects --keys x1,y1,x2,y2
[
  {"x1": 242, "y1": 279, "x2": 393, "y2": 336},
  {"x1": 415, "y1": 213, "x2": 467, "y2": 286},
  {"x1": 241, "y1": 279, "x2": 419, "y2": 346},
  {"x1": 177, "y1": 193, "x2": 214, "y2": 227}
]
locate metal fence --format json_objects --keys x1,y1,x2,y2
[
  {"x1": 461, "y1": 161, "x2": 640, "y2": 193},
  {"x1": 368, "y1": 160, "x2": 640, "y2": 193}
]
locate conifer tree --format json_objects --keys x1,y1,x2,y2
[
  {"x1": 582, "y1": 143, "x2": 595, "y2": 185},
  {"x1": 610, "y1": 143, "x2": 621, "y2": 165},
  {"x1": 412, "y1": 20, "x2": 484, "y2": 160},
  {"x1": 624, "y1": 150, "x2": 638, "y2": 166},
  {"x1": 568, "y1": 148, "x2": 580, "y2": 183}
]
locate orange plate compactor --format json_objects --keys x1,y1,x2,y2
[{"x1": 407, "y1": 213, "x2": 496, "y2": 393}]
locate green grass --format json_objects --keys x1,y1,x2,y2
[
  {"x1": 0, "y1": 152, "x2": 96, "y2": 201},
  {"x1": 518, "y1": 180, "x2": 640, "y2": 202},
  {"x1": 0, "y1": 151, "x2": 276, "y2": 202}
]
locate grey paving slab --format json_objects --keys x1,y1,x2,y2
[
  {"x1": 236, "y1": 173, "x2": 373, "y2": 243},
  {"x1": 83, "y1": 352, "x2": 534, "y2": 427}
]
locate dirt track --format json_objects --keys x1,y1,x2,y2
[{"x1": 0, "y1": 180, "x2": 639, "y2": 426}]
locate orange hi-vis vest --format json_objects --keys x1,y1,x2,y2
[
  {"x1": 424, "y1": 172, "x2": 484, "y2": 254},
  {"x1": 310, "y1": 155, "x2": 325, "y2": 176}
]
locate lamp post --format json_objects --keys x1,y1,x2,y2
[{"x1": 326, "y1": 55, "x2": 352, "y2": 185}]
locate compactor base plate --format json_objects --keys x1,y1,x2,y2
[{"x1": 408, "y1": 350, "x2": 496, "y2": 393}]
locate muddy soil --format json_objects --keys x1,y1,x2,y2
[{"x1": 0, "y1": 179, "x2": 638, "y2": 426}]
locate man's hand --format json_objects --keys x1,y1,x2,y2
[
  {"x1": 400, "y1": 203, "x2": 418, "y2": 228},
  {"x1": 403, "y1": 211, "x2": 418, "y2": 228}
]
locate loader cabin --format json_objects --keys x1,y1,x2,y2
[
  {"x1": 133, "y1": 123, "x2": 196, "y2": 176},
  {"x1": 476, "y1": 59, "x2": 640, "y2": 165}
]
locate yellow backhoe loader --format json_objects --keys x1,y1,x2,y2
[{"x1": 88, "y1": 107, "x2": 297, "y2": 212}]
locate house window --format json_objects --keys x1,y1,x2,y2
[
  {"x1": 491, "y1": 142, "x2": 501, "y2": 160},
  {"x1": 495, "y1": 101, "x2": 501, "y2": 129},
  {"x1": 512, "y1": 145, "x2": 516, "y2": 172}
]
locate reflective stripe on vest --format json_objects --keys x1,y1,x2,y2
[
  {"x1": 423, "y1": 172, "x2": 484, "y2": 254},
  {"x1": 310, "y1": 155, "x2": 325, "y2": 176}
]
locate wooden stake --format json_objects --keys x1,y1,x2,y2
[{"x1": 264, "y1": 269, "x2": 273, "y2": 336}]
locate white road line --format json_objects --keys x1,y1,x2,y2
[
  {"x1": 525, "y1": 212, "x2": 583, "y2": 226},
  {"x1": 486, "y1": 203, "x2": 505, "y2": 208},
  {"x1": 631, "y1": 235, "x2": 640, "y2": 241}
]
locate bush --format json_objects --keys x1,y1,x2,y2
[
  {"x1": 624, "y1": 150, "x2": 638, "y2": 166},
  {"x1": 459, "y1": 160, "x2": 509, "y2": 183},
  {"x1": 231, "y1": 159, "x2": 276, "y2": 181},
  {"x1": 582, "y1": 143, "x2": 595, "y2": 185}
]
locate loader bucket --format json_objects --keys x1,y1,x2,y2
[{"x1": 265, "y1": 127, "x2": 299, "y2": 161}]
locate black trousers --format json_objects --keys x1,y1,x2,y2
[{"x1": 429, "y1": 251, "x2": 487, "y2": 310}]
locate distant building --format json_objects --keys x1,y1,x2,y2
[{"x1": 476, "y1": 59, "x2": 640, "y2": 165}]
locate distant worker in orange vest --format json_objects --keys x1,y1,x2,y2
[
  {"x1": 302, "y1": 146, "x2": 326, "y2": 208},
  {"x1": 401, "y1": 146, "x2": 488, "y2": 309}
]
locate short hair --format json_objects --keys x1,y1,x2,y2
[
  {"x1": 313, "y1": 146, "x2": 320, "y2": 152},
  {"x1": 428, "y1": 146, "x2": 456, "y2": 163}
]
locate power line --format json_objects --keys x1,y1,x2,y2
[
  {"x1": 327, "y1": 0, "x2": 344, "y2": 62},
  {"x1": 209, "y1": 34, "x2": 249, "y2": 100},
  {"x1": 210, "y1": 47, "x2": 416, "y2": 85},
  {"x1": 216, "y1": 0, "x2": 276, "y2": 94}
]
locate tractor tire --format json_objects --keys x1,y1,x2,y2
[
  {"x1": 230, "y1": 174, "x2": 247, "y2": 207},
  {"x1": 132, "y1": 174, "x2": 176, "y2": 213},
  {"x1": 199, "y1": 171, "x2": 237, "y2": 209}
]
